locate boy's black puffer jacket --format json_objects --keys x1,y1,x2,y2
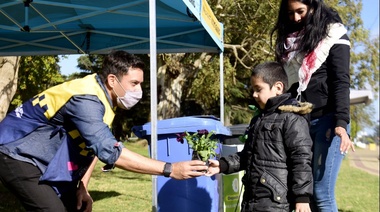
[{"x1": 220, "y1": 93, "x2": 313, "y2": 212}]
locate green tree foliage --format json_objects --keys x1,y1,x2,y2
[
  {"x1": 153, "y1": 1, "x2": 281, "y2": 124},
  {"x1": 209, "y1": 0, "x2": 379, "y2": 131},
  {"x1": 200, "y1": 1, "x2": 282, "y2": 124},
  {"x1": 371, "y1": 122, "x2": 380, "y2": 144},
  {"x1": 8, "y1": 55, "x2": 64, "y2": 111},
  {"x1": 189, "y1": 54, "x2": 251, "y2": 124},
  {"x1": 334, "y1": 0, "x2": 379, "y2": 93},
  {"x1": 77, "y1": 54, "x2": 104, "y2": 74},
  {"x1": 329, "y1": 0, "x2": 379, "y2": 137},
  {"x1": 75, "y1": 0, "x2": 378, "y2": 137},
  {"x1": 214, "y1": 0, "x2": 278, "y2": 68},
  {"x1": 350, "y1": 104, "x2": 377, "y2": 139},
  {"x1": 150, "y1": 0, "x2": 379, "y2": 129},
  {"x1": 61, "y1": 54, "x2": 106, "y2": 81}
]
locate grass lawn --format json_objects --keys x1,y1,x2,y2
[
  {"x1": 89, "y1": 141, "x2": 152, "y2": 212},
  {"x1": 0, "y1": 141, "x2": 378, "y2": 211},
  {"x1": 336, "y1": 156, "x2": 379, "y2": 212}
]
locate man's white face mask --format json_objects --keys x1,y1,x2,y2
[{"x1": 113, "y1": 77, "x2": 142, "y2": 110}]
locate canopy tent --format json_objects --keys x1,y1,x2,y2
[
  {"x1": 0, "y1": 0, "x2": 224, "y2": 210},
  {"x1": 0, "y1": 0, "x2": 223, "y2": 55}
]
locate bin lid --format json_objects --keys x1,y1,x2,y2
[
  {"x1": 227, "y1": 124, "x2": 249, "y2": 136},
  {"x1": 132, "y1": 115, "x2": 231, "y2": 138}
]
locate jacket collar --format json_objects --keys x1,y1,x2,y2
[
  {"x1": 95, "y1": 74, "x2": 114, "y2": 108},
  {"x1": 263, "y1": 93, "x2": 313, "y2": 115}
]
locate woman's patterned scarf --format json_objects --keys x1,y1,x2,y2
[{"x1": 282, "y1": 23, "x2": 348, "y2": 99}]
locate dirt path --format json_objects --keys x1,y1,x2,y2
[{"x1": 347, "y1": 146, "x2": 379, "y2": 176}]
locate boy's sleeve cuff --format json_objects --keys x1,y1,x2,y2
[
  {"x1": 295, "y1": 195, "x2": 310, "y2": 203},
  {"x1": 219, "y1": 158, "x2": 229, "y2": 173}
]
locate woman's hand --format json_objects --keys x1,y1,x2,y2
[{"x1": 335, "y1": 126, "x2": 355, "y2": 154}]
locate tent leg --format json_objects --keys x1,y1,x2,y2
[
  {"x1": 219, "y1": 51, "x2": 224, "y2": 124},
  {"x1": 149, "y1": 0, "x2": 158, "y2": 211}
]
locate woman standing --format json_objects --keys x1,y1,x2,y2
[{"x1": 271, "y1": 0, "x2": 355, "y2": 211}]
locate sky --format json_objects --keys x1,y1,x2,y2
[
  {"x1": 361, "y1": 0, "x2": 379, "y2": 38},
  {"x1": 360, "y1": 0, "x2": 379, "y2": 134},
  {"x1": 58, "y1": 0, "x2": 379, "y2": 129}
]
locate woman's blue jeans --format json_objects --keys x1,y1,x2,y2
[{"x1": 310, "y1": 113, "x2": 349, "y2": 212}]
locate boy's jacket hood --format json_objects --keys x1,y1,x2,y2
[
  {"x1": 278, "y1": 101, "x2": 313, "y2": 115},
  {"x1": 262, "y1": 93, "x2": 313, "y2": 115}
]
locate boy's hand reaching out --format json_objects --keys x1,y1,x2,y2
[{"x1": 205, "y1": 159, "x2": 220, "y2": 176}]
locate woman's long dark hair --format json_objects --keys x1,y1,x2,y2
[{"x1": 271, "y1": 0, "x2": 342, "y2": 62}]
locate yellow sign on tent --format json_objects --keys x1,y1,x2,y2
[{"x1": 201, "y1": 0, "x2": 222, "y2": 41}]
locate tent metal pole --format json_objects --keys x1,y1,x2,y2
[
  {"x1": 149, "y1": 0, "x2": 158, "y2": 211},
  {"x1": 219, "y1": 51, "x2": 224, "y2": 124},
  {"x1": 23, "y1": 0, "x2": 31, "y2": 32}
]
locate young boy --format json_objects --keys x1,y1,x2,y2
[{"x1": 207, "y1": 62, "x2": 313, "y2": 212}]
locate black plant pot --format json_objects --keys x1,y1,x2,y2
[
  {"x1": 191, "y1": 151, "x2": 209, "y2": 172},
  {"x1": 191, "y1": 150, "x2": 203, "y2": 161}
]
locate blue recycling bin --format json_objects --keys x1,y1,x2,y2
[{"x1": 132, "y1": 116, "x2": 231, "y2": 212}]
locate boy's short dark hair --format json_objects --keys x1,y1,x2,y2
[
  {"x1": 251, "y1": 62, "x2": 288, "y2": 92},
  {"x1": 99, "y1": 50, "x2": 145, "y2": 82}
]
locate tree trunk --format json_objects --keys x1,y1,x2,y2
[
  {"x1": 156, "y1": 53, "x2": 203, "y2": 120},
  {"x1": 0, "y1": 56, "x2": 20, "y2": 121},
  {"x1": 156, "y1": 61, "x2": 184, "y2": 120}
]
